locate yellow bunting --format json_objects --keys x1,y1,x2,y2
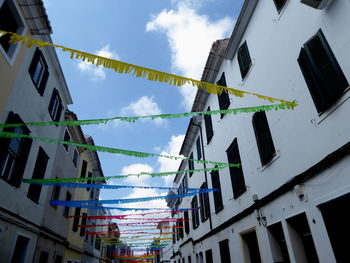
[{"x1": 0, "y1": 30, "x2": 297, "y2": 108}]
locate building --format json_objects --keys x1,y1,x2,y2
[
  {"x1": 0, "y1": 0, "x2": 73, "y2": 262},
  {"x1": 167, "y1": 0, "x2": 350, "y2": 262}
]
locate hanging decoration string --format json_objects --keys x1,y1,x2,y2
[
  {"x1": 52, "y1": 189, "x2": 215, "y2": 206},
  {"x1": 0, "y1": 132, "x2": 235, "y2": 167},
  {"x1": 24, "y1": 182, "x2": 216, "y2": 192},
  {"x1": 0, "y1": 103, "x2": 294, "y2": 129},
  {"x1": 72, "y1": 205, "x2": 196, "y2": 211},
  {"x1": 0, "y1": 30, "x2": 297, "y2": 108},
  {"x1": 23, "y1": 166, "x2": 228, "y2": 184}
]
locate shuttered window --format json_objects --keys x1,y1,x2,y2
[
  {"x1": 273, "y1": 0, "x2": 287, "y2": 12},
  {"x1": 184, "y1": 211, "x2": 190, "y2": 234},
  {"x1": 29, "y1": 49, "x2": 49, "y2": 96},
  {"x1": 27, "y1": 147, "x2": 49, "y2": 203},
  {"x1": 211, "y1": 169, "x2": 223, "y2": 212},
  {"x1": 196, "y1": 137, "x2": 202, "y2": 160},
  {"x1": 72, "y1": 207, "x2": 81, "y2": 232},
  {"x1": 188, "y1": 153, "x2": 194, "y2": 177},
  {"x1": 48, "y1": 89, "x2": 63, "y2": 121},
  {"x1": 0, "y1": 112, "x2": 32, "y2": 187},
  {"x1": 219, "y1": 239, "x2": 231, "y2": 263},
  {"x1": 252, "y1": 111, "x2": 276, "y2": 165},
  {"x1": 217, "y1": 73, "x2": 230, "y2": 117},
  {"x1": 63, "y1": 191, "x2": 71, "y2": 217},
  {"x1": 80, "y1": 213, "x2": 87, "y2": 236},
  {"x1": 298, "y1": 29, "x2": 348, "y2": 113},
  {"x1": 238, "y1": 41, "x2": 252, "y2": 79},
  {"x1": 226, "y1": 139, "x2": 246, "y2": 198},
  {"x1": 199, "y1": 182, "x2": 210, "y2": 221},
  {"x1": 80, "y1": 160, "x2": 87, "y2": 178},
  {"x1": 204, "y1": 107, "x2": 214, "y2": 143},
  {"x1": 191, "y1": 196, "x2": 200, "y2": 229}
]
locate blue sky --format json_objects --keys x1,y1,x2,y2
[{"x1": 43, "y1": 0, "x2": 243, "y2": 246}]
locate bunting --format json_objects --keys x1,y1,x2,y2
[{"x1": 0, "y1": 30, "x2": 297, "y2": 108}]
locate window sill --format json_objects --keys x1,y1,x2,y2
[
  {"x1": 311, "y1": 86, "x2": 350, "y2": 125},
  {"x1": 272, "y1": 0, "x2": 290, "y2": 24},
  {"x1": 257, "y1": 150, "x2": 280, "y2": 172},
  {"x1": 238, "y1": 59, "x2": 255, "y2": 87}
]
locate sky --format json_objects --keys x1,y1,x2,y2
[{"x1": 43, "y1": 0, "x2": 243, "y2": 250}]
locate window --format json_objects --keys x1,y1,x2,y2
[
  {"x1": 188, "y1": 153, "x2": 194, "y2": 177},
  {"x1": 48, "y1": 89, "x2": 63, "y2": 121},
  {"x1": 268, "y1": 222, "x2": 290, "y2": 263},
  {"x1": 298, "y1": 29, "x2": 348, "y2": 113},
  {"x1": 286, "y1": 213, "x2": 319, "y2": 263},
  {"x1": 211, "y1": 168, "x2": 223, "y2": 212},
  {"x1": 27, "y1": 147, "x2": 49, "y2": 203},
  {"x1": 72, "y1": 149, "x2": 78, "y2": 167},
  {"x1": 273, "y1": 0, "x2": 287, "y2": 12},
  {"x1": 184, "y1": 211, "x2": 190, "y2": 234},
  {"x1": 87, "y1": 171, "x2": 92, "y2": 191},
  {"x1": 80, "y1": 213, "x2": 87, "y2": 237},
  {"x1": 204, "y1": 107, "x2": 214, "y2": 143},
  {"x1": 226, "y1": 139, "x2": 246, "y2": 198},
  {"x1": 319, "y1": 193, "x2": 350, "y2": 262},
  {"x1": 217, "y1": 73, "x2": 230, "y2": 117},
  {"x1": 219, "y1": 239, "x2": 231, "y2": 263},
  {"x1": 238, "y1": 41, "x2": 252, "y2": 79},
  {"x1": 183, "y1": 174, "x2": 188, "y2": 193},
  {"x1": 0, "y1": 0, "x2": 24, "y2": 58},
  {"x1": 196, "y1": 137, "x2": 202, "y2": 160},
  {"x1": 199, "y1": 182, "x2": 210, "y2": 221},
  {"x1": 63, "y1": 130, "x2": 70, "y2": 151},
  {"x1": 72, "y1": 207, "x2": 81, "y2": 232},
  {"x1": 0, "y1": 112, "x2": 32, "y2": 187},
  {"x1": 54, "y1": 255, "x2": 63, "y2": 263},
  {"x1": 188, "y1": 256, "x2": 192, "y2": 263},
  {"x1": 29, "y1": 49, "x2": 49, "y2": 95},
  {"x1": 241, "y1": 230, "x2": 262, "y2": 263},
  {"x1": 95, "y1": 236, "x2": 101, "y2": 250},
  {"x1": 179, "y1": 220, "x2": 184, "y2": 239},
  {"x1": 173, "y1": 226, "x2": 176, "y2": 244},
  {"x1": 38, "y1": 251, "x2": 49, "y2": 263},
  {"x1": 51, "y1": 183, "x2": 61, "y2": 208},
  {"x1": 191, "y1": 196, "x2": 200, "y2": 229},
  {"x1": 11, "y1": 235, "x2": 30, "y2": 263},
  {"x1": 80, "y1": 160, "x2": 87, "y2": 178},
  {"x1": 63, "y1": 191, "x2": 72, "y2": 217},
  {"x1": 205, "y1": 249, "x2": 213, "y2": 263},
  {"x1": 252, "y1": 111, "x2": 276, "y2": 165}
]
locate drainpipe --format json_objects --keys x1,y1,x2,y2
[{"x1": 191, "y1": 117, "x2": 213, "y2": 231}]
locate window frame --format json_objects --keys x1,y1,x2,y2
[
  {"x1": 188, "y1": 153, "x2": 194, "y2": 177},
  {"x1": 63, "y1": 130, "x2": 70, "y2": 151},
  {"x1": 226, "y1": 138, "x2": 246, "y2": 199},
  {"x1": 191, "y1": 195, "x2": 200, "y2": 229},
  {"x1": 216, "y1": 73, "x2": 230, "y2": 118},
  {"x1": 28, "y1": 48, "x2": 49, "y2": 96},
  {"x1": 199, "y1": 182, "x2": 210, "y2": 222},
  {"x1": 48, "y1": 89, "x2": 63, "y2": 122},
  {"x1": 252, "y1": 111, "x2": 276, "y2": 166},
  {"x1": 210, "y1": 168, "x2": 223, "y2": 213},
  {"x1": 204, "y1": 106, "x2": 214, "y2": 143},
  {"x1": 298, "y1": 29, "x2": 349, "y2": 114},
  {"x1": 237, "y1": 41, "x2": 253, "y2": 80}
]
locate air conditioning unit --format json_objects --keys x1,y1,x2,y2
[{"x1": 300, "y1": 0, "x2": 332, "y2": 9}]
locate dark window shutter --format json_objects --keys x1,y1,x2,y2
[
  {"x1": 80, "y1": 213, "x2": 87, "y2": 236},
  {"x1": 196, "y1": 137, "x2": 202, "y2": 160},
  {"x1": 211, "y1": 169, "x2": 223, "y2": 212},
  {"x1": 38, "y1": 69, "x2": 49, "y2": 96},
  {"x1": 184, "y1": 211, "x2": 190, "y2": 234},
  {"x1": 63, "y1": 191, "x2": 71, "y2": 217},
  {"x1": 299, "y1": 30, "x2": 348, "y2": 113},
  {"x1": 273, "y1": 0, "x2": 287, "y2": 12},
  {"x1": 238, "y1": 41, "x2": 252, "y2": 79},
  {"x1": 72, "y1": 207, "x2": 81, "y2": 232},
  {"x1": 226, "y1": 139, "x2": 246, "y2": 198},
  {"x1": 188, "y1": 153, "x2": 194, "y2": 177},
  {"x1": 81, "y1": 160, "x2": 87, "y2": 178},
  {"x1": 252, "y1": 111, "x2": 276, "y2": 165},
  {"x1": 27, "y1": 147, "x2": 49, "y2": 203},
  {"x1": 0, "y1": 112, "x2": 16, "y2": 165},
  {"x1": 204, "y1": 107, "x2": 214, "y2": 143},
  {"x1": 28, "y1": 49, "x2": 41, "y2": 77},
  {"x1": 217, "y1": 73, "x2": 230, "y2": 112},
  {"x1": 179, "y1": 220, "x2": 184, "y2": 239},
  {"x1": 55, "y1": 103, "x2": 63, "y2": 122},
  {"x1": 11, "y1": 137, "x2": 32, "y2": 187},
  {"x1": 48, "y1": 89, "x2": 57, "y2": 115},
  {"x1": 219, "y1": 239, "x2": 231, "y2": 263}
]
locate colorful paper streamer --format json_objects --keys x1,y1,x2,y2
[
  {"x1": 70, "y1": 205, "x2": 195, "y2": 211},
  {"x1": 0, "y1": 30, "x2": 297, "y2": 108},
  {"x1": 0, "y1": 103, "x2": 294, "y2": 129},
  {"x1": 52, "y1": 189, "x2": 215, "y2": 206},
  {"x1": 0, "y1": 132, "x2": 234, "y2": 167},
  {"x1": 23, "y1": 166, "x2": 230, "y2": 184}
]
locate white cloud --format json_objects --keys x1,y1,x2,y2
[
  {"x1": 146, "y1": 1, "x2": 234, "y2": 109},
  {"x1": 77, "y1": 45, "x2": 119, "y2": 81},
  {"x1": 121, "y1": 96, "x2": 166, "y2": 126},
  {"x1": 120, "y1": 163, "x2": 154, "y2": 186},
  {"x1": 157, "y1": 134, "x2": 185, "y2": 186}
]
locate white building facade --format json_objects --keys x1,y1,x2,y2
[{"x1": 167, "y1": 0, "x2": 350, "y2": 263}]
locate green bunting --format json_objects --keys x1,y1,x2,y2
[{"x1": 0, "y1": 103, "x2": 294, "y2": 129}]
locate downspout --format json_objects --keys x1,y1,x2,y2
[{"x1": 191, "y1": 117, "x2": 213, "y2": 231}]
